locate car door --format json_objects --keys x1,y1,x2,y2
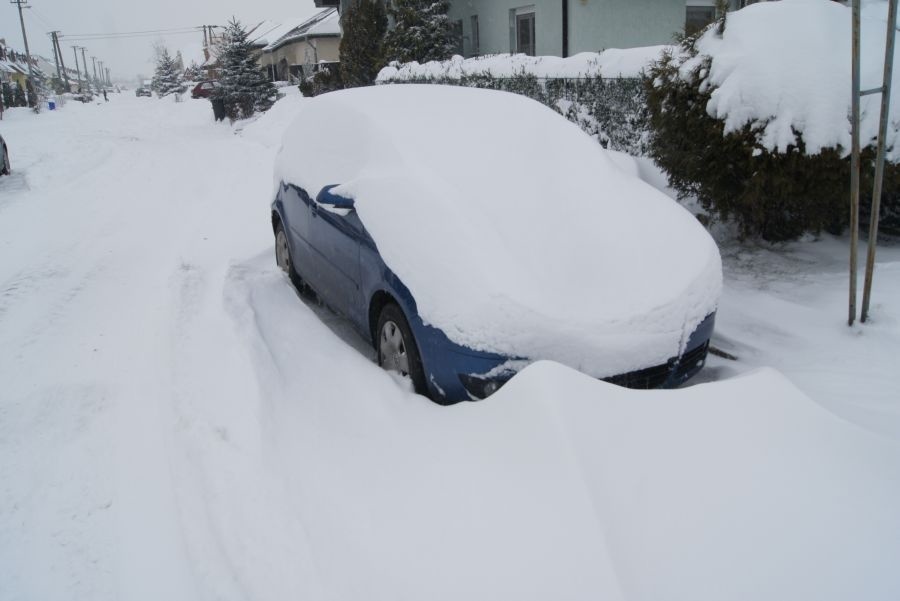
[
  {"x1": 308, "y1": 195, "x2": 362, "y2": 318},
  {"x1": 280, "y1": 184, "x2": 318, "y2": 286}
]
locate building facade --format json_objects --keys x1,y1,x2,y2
[{"x1": 447, "y1": 0, "x2": 769, "y2": 58}]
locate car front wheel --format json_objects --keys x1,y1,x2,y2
[{"x1": 377, "y1": 303, "x2": 428, "y2": 397}]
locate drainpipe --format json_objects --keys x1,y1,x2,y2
[{"x1": 562, "y1": 0, "x2": 569, "y2": 58}]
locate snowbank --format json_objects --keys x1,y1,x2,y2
[
  {"x1": 275, "y1": 85, "x2": 721, "y2": 375},
  {"x1": 377, "y1": 46, "x2": 669, "y2": 82},
  {"x1": 681, "y1": 0, "x2": 899, "y2": 157}
]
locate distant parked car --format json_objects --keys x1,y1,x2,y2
[
  {"x1": 270, "y1": 85, "x2": 722, "y2": 404},
  {"x1": 0, "y1": 133, "x2": 9, "y2": 176},
  {"x1": 191, "y1": 81, "x2": 218, "y2": 99},
  {"x1": 135, "y1": 87, "x2": 152, "y2": 98}
]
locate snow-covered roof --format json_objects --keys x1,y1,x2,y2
[
  {"x1": 249, "y1": 19, "x2": 304, "y2": 47},
  {"x1": 263, "y1": 9, "x2": 340, "y2": 52}
]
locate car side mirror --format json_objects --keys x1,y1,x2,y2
[{"x1": 317, "y1": 185, "x2": 355, "y2": 210}]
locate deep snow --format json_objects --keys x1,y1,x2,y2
[{"x1": 0, "y1": 91, "x2": 898, "y2": 601}]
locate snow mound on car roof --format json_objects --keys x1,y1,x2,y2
[{"x1": 275, "y1": 85, "x2": 721, "y2": 375}]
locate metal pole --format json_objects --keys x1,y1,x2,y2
[
  {"x1": 849, "y1": 0, "x2": 861, "y2": 326},
  {"x1": 861, "y1": 0, "x2": 898, "y2": 322},
  {"x1": 72, "y1": 46, "x2": 82, "y2": 91},
  {"x1": 91, "y1": 56, "x2": 98, "y2": 86}
]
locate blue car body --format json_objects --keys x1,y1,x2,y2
[{"x1": 271, "y1": 182, "x2": 715, "y2": 404}]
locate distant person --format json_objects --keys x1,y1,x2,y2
[{"x1": 103, "y1": 89, "x2": 108, "y2": 102}]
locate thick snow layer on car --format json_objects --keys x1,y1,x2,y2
[
  {"x1": 681, "y1": 0, "x2": 899, "y2": 158},
  {"x1": 275, "y1": 85, "x2": 721, "y2": 375},
  {"x1": 377, "y1": 46, "x2": 668, "y2": 82}
]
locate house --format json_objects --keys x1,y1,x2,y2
[
  {"x1": 321, "y1": 0, "x2": 774, "y2": 59},
  {"x1": 259, "y1": 9, "x2": 342, "y2": 82},
  {"x1": 447, "y1": 0, "x2": 775, "y2": 58},
  {"x1": 202, "y1": 15, "x2": 340, "y2": 82}
]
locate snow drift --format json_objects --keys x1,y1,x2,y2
[{"x1": 274, "y1": 85, "x2": 721, "y2": 376}]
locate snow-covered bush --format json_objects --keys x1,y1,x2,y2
[
  {"x1": 215, "y1": 19, "x2": 278, "y2": 120},
  {"x1": 377, "y1": 51, "x2": 662, "y2": 155},
  {"x1": 646, "y1": 0, "x2": 900, "y2": 241}
]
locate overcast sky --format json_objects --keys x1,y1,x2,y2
[{"x1": 1, "y1": 0, "x2": 320, "y2": 82}]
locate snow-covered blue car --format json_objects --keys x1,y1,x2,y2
[{"x1": 271, "y1": 85, "x2": 721, "y2": 404}]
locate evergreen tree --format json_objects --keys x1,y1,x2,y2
[
  {"x1": 152, "y1": 47, "x2": 185, "y2": 97},
  {"x1": 214, "y1": 19, "x2": 277, "y2": 119},
  {"x1": 184, "y1": 61, "x2": 204, "y2": 82},
  {"x1": 384, "y1": 0, "x2": 457, "y2": 64},
  {"x1": 339, "y1": 0, "x2": 388, "y2": 88},
  {"x1": 1, "y1": 83, "x2": 12, "y2": 109},
  {"x1": 13, "y1": 81, "x2": 27, "y2": 107}
]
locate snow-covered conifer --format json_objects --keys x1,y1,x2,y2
[
  {"x1": 384, "y1": 0, "x2": 457, "y2": 65},
  {"x1": 214, "y1": 19, "x2": 277, "y2": 120},
  {"x1": 339, "y1": 0, "x2": 388, "y2": 88},
  {"x1": 152, "y1": 48, "x2": 185, "y2": 97}
]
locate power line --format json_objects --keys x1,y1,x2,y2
[{"x1": 60, "y1": 26, "x2": 202, "y2": 40}]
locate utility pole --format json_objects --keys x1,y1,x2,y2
[
  {"x1": 98, "y1": 60, "x2": 104, "y2": 88},
  {"x1": 11, "y1": 0, "x2": 35, "y2": 80},
  {"x1": 91, "y1": 56, "x2": 98, "y2": 87},
  {"x1": 106, "y1": 67, "x2": 111, "y2": 87},
  {"x1": 72, "y1": 46, "x2": 82, "y2": 91},
  {"x1": 80, "y1": 47, "x2": 89, "y2": 89},
  {"x1": 51, "y1": 32, "x2": 70, "y2": 90},
  {"x1": 48, "y1": 32, "x2": 62, "y2": 82}
]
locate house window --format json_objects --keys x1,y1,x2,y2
[
  {"x1": 452, "y1": 20, "x2": 464, "y2": 56},
  {"x1": 470, "y1": 15, "x2": 480, "y2": 56},
  {"x1": 515, "y1": 10, "x2": 536, "y2": 56},
  {"x1": 685, "y1": 5, "x2": 717, "y2": 34}
]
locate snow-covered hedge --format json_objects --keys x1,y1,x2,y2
[
  {"x1": 377, "y1": 48, "x2": 667, "y2": 155},
  {"x1": 681, "y1": 0, "x2": 898, "y2": 161},
  {"x1": 647, "y1": 0, "x2": 900, "y2": 240}
]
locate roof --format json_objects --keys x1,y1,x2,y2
[
  {"x1": 249, "y1": 17, "x2": 315, "y2": 47},
  {"x1": 263, "y1": 9, "x2": 340, "y2": 53}
]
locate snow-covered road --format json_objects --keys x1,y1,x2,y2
[{"x1": 1, "y1": 93, "x2": 898, "y2": 601}]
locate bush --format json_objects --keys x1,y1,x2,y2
[
  {"x1": 299, "y1": 64, "x2": 343, "y2": 97},
  {"x1": 645, "y1": 30, "x2": 899, "y2": 241}
]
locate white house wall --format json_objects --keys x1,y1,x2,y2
[{"x1": 448, "y1": 0, "x2": 743, "y2": 58}]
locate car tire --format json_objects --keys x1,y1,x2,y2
[
  {"x1": 377, "y1": 303, "x2": 429, "y2": 398},
  {"x1": 274, "y1": 221, "x2": 302, "y2": 286},
  {"x1": 1, "y1": 146, "x2": 9, "y2": 176}
]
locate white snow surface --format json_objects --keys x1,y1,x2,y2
[
  {"x1": 275, "y1": 85, "x2": 722, "y2": 375},
  {"x1": 1, "y1": 89, "x2": 899, "y2": 601},
  {"x1": 377, "y1": 46, "x2": 668, "y2": 82},
  {"x1": 683, "y1": 0, "x2": 900, "y2": 157}
]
